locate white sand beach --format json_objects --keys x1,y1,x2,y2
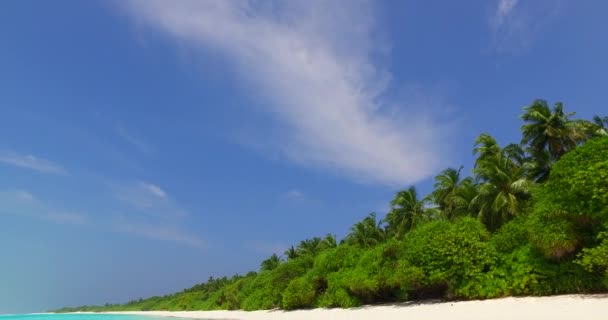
[{"x1": 103, "y1": 294, "x2": 608, "y2": 320}]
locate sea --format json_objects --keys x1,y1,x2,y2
[{"x1": 0, "y1": 314, "x2": 164, "y2": 320}]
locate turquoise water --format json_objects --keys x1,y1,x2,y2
[{"x1": 0, "y1": 314, "x2": 165, "y2": 320}]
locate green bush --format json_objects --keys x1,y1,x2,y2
[
  {"x1": 346, "y1": 240, "x2": 407, "y2": 303},
  {"x1": 240, "y1": 255, "x2": 314, "y2": 310},
  {"x1": 53, "y1": 137, "x2": 608, "y2": 313},
  {"x1": 490, "y1": 217, "x2": 529, "y2": 253},
  {"x1": 401, "y1": 218, "x2": 497, "y2": 299},
  {"x1": 543, "y1": 137, "x2": 608, "y2": 217},
  {"x1": 282, "y1": 275, "x2": 317, "y2": 310},
  {"x1": 317, "y1": 272, "x2": 361, "y2": 308},
  {"x1": 577, "y1": 224, "x2": 608, "y2": 285},
  {"x1": 528, "y1": 137, "x2": 608, "y2": 259}
]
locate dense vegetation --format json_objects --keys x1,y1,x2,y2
[{"x1": 54, "y1": 100, "x2": 608, "y2": 312}]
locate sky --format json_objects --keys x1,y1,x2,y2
[{"x1": 1, "y1": 0, "x2": 607, "y2": 314}]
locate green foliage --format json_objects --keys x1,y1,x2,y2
[
  {"x1": 432, "y1": 167, "x2": 477, "y2": 220},
  {"x1": 260, "y1": 253, "x2": 282, "y2": 272},
  {"x1": 520, "y1": 100, "x2": 587, "y2": 163},
  {"x1": 401, "y1": 218, "x2": 498, "y2": 299},
  {"x1": 577, "y1": 224, "x2": 608, "y2": 285},
  {"x1": 541, "y1": 137, "x2": 608, "y2": 217},
  {"x1": 529, "y1": 137, "x2": 608, "y2": 259},
  {"x1": 471, "y1": 134, "x2": 531, "y2": 231},
  {"x1": 344, "y1": 212, "x2": 386, "y2": 248},
  {"x1": 241, "y1": 255, "x2": 314, "y2": 310},
  {"x1": 589, "y1": 115, "x2": 608, "y2": 137},
  {"x1": 490, "y1": 217, "x2": 529, "y2": 253},
  {"x1": 385, "y1": 186, "x2": 437, "y2": 238},
  {"x1": 316, "y1": 273, "x2": 362, "y2": 308},
  {"x1": 282, "y1": 275, "x2": 317, "y2": 310},
  {"x1": 344, "y1": 241, "x2": 407, "y2": 303},
  {"x1": 53, "y1": 106, "x2": 608, "y2": 314}
]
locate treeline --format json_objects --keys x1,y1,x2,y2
[{"x1": 54, "y1": 100, "x2": 608, "y2": 312}]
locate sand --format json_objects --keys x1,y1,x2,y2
[{"x1": 102, "y1": 294, "x2": 608, "y2": 320}]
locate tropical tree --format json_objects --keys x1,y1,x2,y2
[
  {"x1": 284, "y1": 246, "x2": 299, "y2": 260},
  {"x1": 471, "y1": 134, "x2": 531, "y2": 231},
  {"x1": 296, "y1": 237, "x2": 324, "y2": 256},
  {"x1": 589, "y1": 115, "x2": 608, "y2": 137},
  {"x1": 522, "y1": 148, "x2": 552, "y2": 183},
  {"x1": 321, "y1": 233, "x2": 337, "y2": 249},
  {"x1": 432, "y1": 167, "x2": 478, "y2": 220},
  {"x1": 260, "y1": 254, "x2": 282, "y2": 272},
  {"x1": 345, "y1": 212, "x2": 386, "y2": 248},
  {"x1": 287, "y1": 234, "x2": 337, "y2": 259},
  {"x1": 384, "y1": 186, "x2": 437, "y2": 238},
  {"x1": 520, "y1": 100, "x2": 586, "y2": 161}
]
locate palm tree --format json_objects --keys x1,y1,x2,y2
[
  {"x1": 432, "y1": 167, "x2": 478, "y2": 220},
  {"x1": 297, "y1": 237, "x2": 323, "y2": 256},
  {"x1": 288, "y1": 234, "x2": 337, "y2": 259},
  {"x1": 590, "y1": 115, "x2": 608, "y2": 137},
  {"x1": 260, "y1": 253, "x2": 282, "y2": 272},
  {"x1": 471, "y1": 133, "x2": 531, "y2": 231},
  {"x1": 523, "y1": 148, "x2": 552, "y2": 183},
  {"x1": 345, "y1": 212, "x2": 385, "y2": 248},
  {"x1": 284, "y1": 246, "x2": 299, "y2": 260},
  {"x1": 320, "y1": 233, "x2": 337, "y2": 249},
  {"x1": 384, "y1": 186, "x2": 434, "y2": 238},
  {"x1": 520, "y1": 100, "x2": 586, "y2": 161}
]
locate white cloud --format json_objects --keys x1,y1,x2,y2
[
  {"x1": 0, "y1": 184, "x2": 199, "y2": 247},
  {"x1": 495, "y1": 0, "x2": 519, "y2": 26},
  {"x1": 109, "y1": 181, "x2": 202, "y2": 247},
  {"x1": 489, "y1": 0, "x2": 562, "y2": 53},
  {"x1": 0, "y1": 189, "x2": 88, "y2": 225},
  {"x1": 0, "y1": 151, "x2": 67, "y2": 175},
  {"x1": 120, "y1": 0, "x2": 449, "y2": 186},
  {"x1": 112, "y1": 181, "x2": 185, "y2": 217},
  {"x1": 140, "y1": 182, "x2": 167, "y2": 198}
]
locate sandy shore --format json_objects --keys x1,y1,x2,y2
[{"x1": 100, "y1": 294, "x2": 608, "y2": 320}]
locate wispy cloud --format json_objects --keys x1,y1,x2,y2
[
  {"x1": 113, "y1": 220, "x2": 205, "y2": 248},
  {"x1": 140, "y1": 182, "x2": 167, "y2": 198},
  {"x1": 0, "y1": 189, "x2": 88, "y2": 225},
  {"x1": 120, "y1": 0, "x2": 450, "y2": 186},
  {"x1": 116, "y1": 126, "x2": 154, "y2": 154},
  {"x1": 489, "y1": 0, "x2": 562, "y2": 53},
  {"x1": 112, "y1": 181, "x2": 185, "y2": 217},
  {"x1": 109, "y1": 180, "x2": 202, "y2": 247},
  {"x1": 0, "y1": 151, "x2": 67, "y2": 175},
  {"x1": 494, "y1": 0, "x2": 519, "y2": 26}
]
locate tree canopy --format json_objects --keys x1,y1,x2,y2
[{"x1": 55, "y1": 101, "x2": 608, "y2": 313}]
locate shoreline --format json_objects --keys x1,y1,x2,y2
[{"x1": 91, "y1": 294, "x2": 608, "y2": 320}]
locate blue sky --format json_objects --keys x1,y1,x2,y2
[{"x1": 1, "y1": 0, "x2": 607, "y2": 313}]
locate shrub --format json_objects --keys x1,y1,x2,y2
[
  {"x1": 317, "y1": 272, "x2": 361, "y2": 308},
  {"x1": 347, "y1": 240, "x2": 407, "y2": 303},
  {"x1": 490, "y1": 217, "x2": 529, "y2": 253},
  {"x1": 240, "y1": 255, "x2": 314, "y2": 310},
  {"x1": 282, "y1": 275, "x2": 317, "y2": 310},
  {"x1": 401, "y1": 218, "x2": 497, "y2": 299},
  {"x1": 528, "y1": 137, "x2": 608, "y2": 259},
  {"x1": 577, "y1": 224, "x2": 608, "y2": 286}
]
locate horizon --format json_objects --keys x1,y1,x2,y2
[{"x1": 1, "y1": 0, "x2": 608, "y2": 314}]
